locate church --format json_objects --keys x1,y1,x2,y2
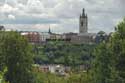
[
  {"x1": 71, "y1": 8, "x2": 96, "y2": 44},
  {"x1": 79, "y1": 8, "x2": 88, "y2": 34}
]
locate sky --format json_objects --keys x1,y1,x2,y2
[{"x1": 0, "y1": 0, "x2": 125, "y2": 33}]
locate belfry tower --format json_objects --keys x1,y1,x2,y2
[{"x1": 79, "y1": 8, "x2": 88, "y2": 33}]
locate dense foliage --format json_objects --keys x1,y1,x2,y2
[
  {"x1": 110, "y1": 18, "x2": 125, "y2": 83},
  {"x1": 92, "y1": 43, "x2": 113, "y2": 83},
  {"x1": 34, "y1": 42, "x2": 96, "y2": 66},
  {"x1": 34, "y1": 69, "x2": 90, "y2": 83},
  {"x1": 91, "y1": 18, "x2": 125, "y2": 83},
  {"x1": 0, "y1": 31, "x2": 34, "y2": 83}
]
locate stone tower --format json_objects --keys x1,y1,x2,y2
[{"x1": 79, "y1": 8, "x2": 88, "y2": 33}]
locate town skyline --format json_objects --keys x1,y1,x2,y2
[{"x1": 0, "y1": 0, "x2": 125, "y2": 33}]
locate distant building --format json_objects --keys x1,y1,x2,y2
[
  {"x1": 48, "y1": 27, "x2": 52, "y2": 34},
  {"x1": 21, "y1": 32, "x2": 40, "y2": 44},
  {"x1": 39, "y1": 32, "x2": 50, "y2": 42},
  {"x1": 79, "y1": 8, "x2": 88, "y2": 33},
  {"x1": 39, "y1": 64, "x2": 66, "y2": 76},
  {"x1": 38, "y1": 64, "x2": 87, "y2": 74},
  {"x1": 70, "y1": 8, "x2": 96, "y2": 44},
  {"x1": 71, "y1": 33, "x2": 96, "y2": 44},
  {"x1": 49, "y1": 33, "x2": 57, "y2": 39},
  {"x1": 63, "y1": 32, "x2": 78, "y2": 40}
]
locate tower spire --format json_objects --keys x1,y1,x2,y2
[
  {"x1": 83, "y1": 8, "x2": 85, "y2": 13},
  {"x1": 48, "y1": 25, "x2": 52, "y2": 34},
  {"x1": 82, "y1": 8, "x2": 85, "y2": 17}
]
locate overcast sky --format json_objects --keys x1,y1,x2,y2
[{"x1": 0, "y1": 0, "x2": 125, "y2": 33}]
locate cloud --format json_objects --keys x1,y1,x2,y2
[
  {"x1": 0, "y1": 0, "x2": 124, "y2": 33},
  {"x1": 26, "y1": 0, "x2": 45, "y2": 14},
  {"x1": 0, "y1": 4, "x2": 18, "y2": 13},
  {"x1": 8, "y1": 14, "x2": 15, "y2": 20}
]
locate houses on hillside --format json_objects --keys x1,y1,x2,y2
[
  {"x1": 34, "y1": 64, "x2": 69, "y2": 76},
  {"x1": 34, "y1": 64, "x2": 87, "y2": 76}
]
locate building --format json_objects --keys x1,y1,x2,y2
[
  {"x1": 70, "y1": 8, "x2": 96, "y2": 44},
  {"x1": 39, "y1": 64, "x2": 66, "y2": 76},
  {"x1": 79, "y1": 8, "x2": 88, "y2": 34},
  {"x1": 63, "y1": 32, "x2": 78, "y2": 40},
  {"x1": 71, "y1": 33, "x2": 96, "y2": 44},
  {"x1": 45, "y1": 8, "x2": 97, "y2": 44},
  {"x1": 39, "y1": 32, "x2": 50, "y2": 43},
  {"x1": 21, "y1": 32, "x2": 40, "y2": 44}
]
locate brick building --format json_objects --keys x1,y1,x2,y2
[{"x1": 21, "y1": 32, "x2": 40, "y2": 44}]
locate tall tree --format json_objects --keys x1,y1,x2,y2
[
  {"x1": 110, "y1": 18, "x2": 125, "y2": 83},
  {"x1": 2, "y1": 31, "x2": 34, "y2": 83},
  {"x1": 91, "y1": 18, "x2": 125, "y2": 83},
  {"x1": 92, "y1": 42, "x2": 112, "y2": 83},
  {"x1": 0, "y1": 31, "x2": 5, "y2": 71}
]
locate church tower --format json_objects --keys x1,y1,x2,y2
[
  {"x1": 48, "y1": 25, "x2": 52, "y2": 34},
  {"x1": 79, "y1": 8, "x2": 88, "y2": 33}
]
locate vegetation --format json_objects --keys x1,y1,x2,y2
[
  {"x1": 34, "y1": 42, "x2": 96, "y2": 66},
  {"x1": 110, "y1": 18, "x2": 125, "y2": 82},
  {"x1": 91, "y1": 18, "x2": 125, "y2": 83},
  {"x1": 0, "y1": 18, "x2": 125, "y2": 83},
  {"x1": 0, "y1": 31, "x2": 34, "y2": 83},
  {"x1": 0, "y1": 68, "x2": 8, "y2": 83},
  {"x1": 92, "y1": 43, "x2": 113, "y2": 83},
  {"x1": 33, "y1": 69, "x2": 90, "y2": 83}
]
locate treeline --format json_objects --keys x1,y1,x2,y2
[{"x1": 33, "y1": 42, "x2": 96, "y2": 66}]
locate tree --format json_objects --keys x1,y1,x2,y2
[
  {"x1": 92, "y1": 42, "x2": 112, "y2": 83},
  {"x1": 91, "y1": 18, "x2": 125, "y2": 83},
  {"x1": 1, "y1": 31, "x2": 34, "y2": 83},
  {"x1": 0, "y1": 68, "x2": 8, "y2": 83},
  {"x1": 95, "y1": 31, "x2": 107, "y2": 44},
  {"x1": 0, "y1": 31, "x2": 6, "y2": 71},
  {"x1": 110, "y1": 18, "x2": 125, "y2": 83},
  {"x1": 0, "y1": 31, "x2": 8, "y2": 83}
]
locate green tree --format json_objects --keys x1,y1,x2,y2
[
  {"x1": 1, "y1": 32, "x2": 34, "y2": 83},
  {"x1": 0, "y1": 32, "x2": 8, "y2": 83},
  {"x1": 92, "y1": 43, "x2": 112, "y2": 83},
  {"x1": 0, "y1": 31, "x2": 6, "y2": 71},
  {"x1": 110, "y1": 18, "x2": 125, "y2": 83},
  {"x1": 0, "y1": 68, "x2": 8, "y2": 83},
  {"x1": 91, "y1": 18, "x2": 125, "y2": 83}
]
